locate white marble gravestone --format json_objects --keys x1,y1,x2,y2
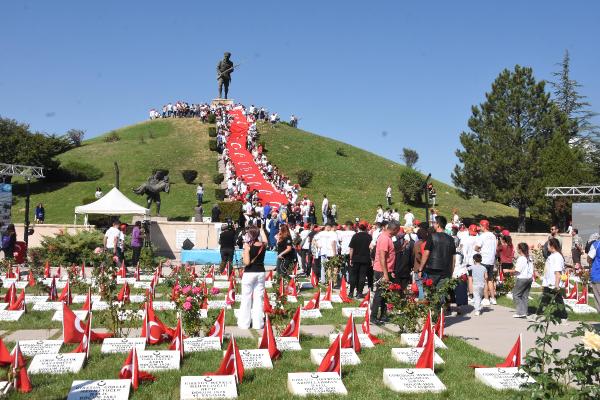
[
  {"x1": 67, "y1": 379, "x2": 130, "y2": 400},
  {"x1": 474, "y1": 367, "x2": 535, "y2": 390},
  {"x1": 19, "y1": 339, "x2": 63, "y2": 357},
  {"x1": 29, "y1": 353, "x2": 86, "y2": 375},
  {"x1": 287, "y1": 372, "x2": 347, "y2": 396},
  {"x1": 383, "y1": 368, "x2": 446, "y2": 393},
  {"x1": 400, "y1": 333, "x2": 447, "y2": 349},
  {"x1": 180, "y1": 375, "x2": 237, "y2": 399},
  {"x1": 136, "y1": 350, "x2": 180, "y2": 372},
  {"x1": 101, "y1": 337, "x2": 146, "y2": 354},
  {"x1": 391, "y1": 347, "x2": 444, "y2": 365},
  {"x1": 310, "y1": 348, "x2": 360, "y2": 366},
  {"x1": 300, "y1": 309, "x2": 322, "y2": 319},
  {"x1": 328, "y1": 333, "x2": 374, "y2": 349},
  {"x1": 184, "y1": 337, "x2": 222, "y2": 352},
  {"x1": 230, "y1": 349, "x2": 272, "y2": 369}
]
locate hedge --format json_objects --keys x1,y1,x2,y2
[
  {"x1": 208, "y1": 127, "x2": 217, "y2": 137},
  {"x1": 209, "y1": 139, "x2": 217, "y2": 152},
  {"x1": 181, "y1": 170, "x2": 198, "y2": 184},
  {"x1": 218, "y1": 201, "x2": 243, "y2": 222},
  {"x1": 214, "y1": 188, "x2": 226, "y2": 201},
  {"x1": 213, "y1": 173, "x2": 224, "y2": 184}
]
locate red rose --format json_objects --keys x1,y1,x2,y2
[
  {"x1": 424, "y1": 279, "x2": 433, "y2": 287},
  {"x1": 411, "y1": 282, "x2": 419, "y2": 294},
  {"x1": 386, "y1": 303, "x2": 394, "y2": 311},
  {"x1": 460, "y1": 274, "x2": 468, "y2": 282},
  {"x1": 389, "y1": 283, "x2": 402, "y2": 291}
]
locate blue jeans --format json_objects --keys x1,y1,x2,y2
[
  {"x1": 197, "y1": 193, "x2": 203, "y2": 205},
  {"x1": 414, "y1": 272, "x2": 425, "y2": 300}
]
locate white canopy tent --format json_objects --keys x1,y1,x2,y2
[{"x1": 74, "y1": 187, "x2": 150, "y2": 225}]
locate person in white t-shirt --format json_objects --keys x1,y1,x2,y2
[
  {"x1": 385, "y1": 185, "x2": 392, "y2": 206},
  {"x1": 535, "y1": 238, "x2": 568, "y2": 321},
  {"x1": 103, "y1": 220, "x2": 124, "y2": 264},
  {"x1": 319, "y1": 224, "x2": 339, "y2": 283},
  {"x1": 403, "y1": 209, "x2": 414, "y2": 227},
  {"x1": 460, "y1": 224, "x2": 479, "y2": 299},
  {"x1": 391, "y1": 209, "x2": 400, "y2": 222},
  {"x1": 321, "y1": 194, "x2": 329, "y2": 225},
  {"x1": 375, "y1": 206, "x2": 384, "y2": 224},
  {"x1": 474, "y1": 219, "x2": 498, "y2": 305},
  {"x1": 505, "y1": 243, "x2": 534, "y2": 318}
]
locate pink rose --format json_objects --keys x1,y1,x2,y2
[
  {"x1": 186, "y1": 296, "x2": 193, "y2": 303},
  {"x1": 386, "y1": 303, "x2": 393, "y2": 311},
  {"x1": 211, "y1": 287, "x2": 220, "y2": 295},
  {"x1": 192, "y1": 287, "x2": 202, "y2": 295},
  {"x1": 183, "y1": 301, "x2": 192, "y2": 310},
  {"x1": 94, "y1": 247, "x2": 103, "y2": 254},
  {"x1": 174, "y1": 284, "x2": 181, "y2": 292},
  {"x1": 182, "y1": 286, "x2": 192, "y2": 294}
]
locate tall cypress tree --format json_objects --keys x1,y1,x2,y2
[{"x1": 452, "y1": 65, "x2": 573, "y2": 232}]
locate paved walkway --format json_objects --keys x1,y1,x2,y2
[{"x1": 445, "y1": 303, "x2": 599, "y2": 358}]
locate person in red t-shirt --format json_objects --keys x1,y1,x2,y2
[{"x1": 371, "y1": 220, "x2": 400, "y2": 325}]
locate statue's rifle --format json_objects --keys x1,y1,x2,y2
[{"x1": 217, "y1": 62, "x2": 243, "y2": 80}]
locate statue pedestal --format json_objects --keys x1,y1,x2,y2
[{"x1": 211, "y1": 98, "x2": 234, "y2": 107}]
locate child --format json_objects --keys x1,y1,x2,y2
[
  {"x1": 471, "y1": 253, "x2": 488, "y2": 316},
  {"x1": 504, "y1": 243, "x2": 533, "y2": 318}
]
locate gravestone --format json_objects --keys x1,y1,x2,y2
[
  {"x1": 229, "y1": 349, "x2": 272, "y2": 369},
  {"x1": 474, "y1": 367, "x2": 535, "y2": 390},
  {"x1": 180, "y1": 375, "x2": 237, "y2": 399},
  {"x1": 32, "y1": 302, "x2": 63, "y2": 311},
  {"x1": 0, "y1": 303, "x2": 6, "y2": 310},
  {"x1": 184, "y1": 337, "x2": 222, "y2": 352},
  {"x1": 299, "y1": 282, "x2": 313, "y2": 290},
  {"x1": 391, "y1": 347, "x2": 444, "y2": 364},
  {"x1": 91, "y1": 301, "x2": 110, "y2": 311},
  {"x1": 325, "y1": 294, "x2": 342, "y2": 303},
  {"x1": 310, "y1": 348, "x2": 360, "y2": 366},
  {"x1": 138, "y1": 275, "x2": 155, "y2": 281},
  {"x1": 0, "y1": 310, "x2": 24, "y2": 321},
  {"x1": 42, "y1": 278, "x2": 67, "y2": 289},
  {"x1": 117, "y1": 309, "x2": 145, "y2": 321},
  {"x1": 287, "y1": 372, "x2": 347, "y2": 396},
  {"x1": 328, "y1": 333, "x2": 374, "y2": 348},
  {"x1": 286, "y1": 296, "x2": 298, "y2": 303},
  {"x1": 128, "y1": 295, "x2": 146, "y2": 303},
  {"x1": 19, "y1": 339, "x2": 63, "y2": 356},
  {"x1": 67, "y1": 379, "x2": 130, "y2": 400},
  {"x1": 152, "y1": 301, "x2": 176, "y2": 311},
  {"x1": 383, "y1": 368, "x2": 446, "y2": 393},
  {"x1": 341, "y1": 308, "x2": 367, "y2": 318},
  {"x1": 570, "y1": 304, "x2": 596, "y2": 314},
  {"x1": 400, "y1": 333, "x2": 447, "y2": 349},
  {"x1": 300, "y1": 309, "x2": 322, "y2": 319},
  {"x1": 116, "y1": 277, "x2": 136, "y2": 285},
  {"x1": 137, "y1": 350, "x2": 180, "y2": 371},
  {"x1": 212, "y1": 281, "x2": 230, "y2": 289},
  {"x1": 52, "y1": 309, "x2": 88, "y2": 322},
  {"x1": 133, "y1": 281, "x2": 152, "y2": 290},
  {"x1": 15, "y1": 281, "x2": 28, "y2": 289},
  {"x1": 208, "y1": 300, "x2": 228, "y2": 310},
  {"x1": 29, "y1": 353, "x2": 86, "y2": 374},
  {"x1": 24, "y1": 295, "x2": 48, "y2": 304},
  {"x1": 257, "y1": 336, "x2": 302, "y2": 351},
  {"x1": 101, "y1": 337, "x2": 146, "y2": 354},
  {"x1": 303, "y1": 300, "x2": 332, "y2": 310},
  {"x1": 72, "y1": 295, "x2": 101, "y2": 304}
]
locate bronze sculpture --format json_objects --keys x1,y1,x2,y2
[
  {"x1": 133, "y1": 170, "x2": 170, "y2": 216},
  {"x1": 217, "y1": 52, "x2": 234, "y2": 99}
]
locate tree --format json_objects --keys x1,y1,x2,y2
[
  {"x1": 66, "y1": 129, "x2": 85, "y2": 147},
  {"x1": 401, "y1": 147, "x2": 419, "y2": 169},
  {"x1": 550, "y1": 50, "x2": 599, "y2": 141},
  {"x1": 452, "y1": 65, "x2": 573, "y2": 232},
  {"x1": 0, "y1": 117, "x2": 72, "y2": 179},
  {"x1": 398, "y1": 168, "x2": 425, "y2": 204}
]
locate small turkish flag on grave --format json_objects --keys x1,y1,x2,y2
[
  {"x1": 577, "y1": 285, "x2": 588, "y2": 305},
  {"x1": 281, "y1": 307, "x2": 301, "y2": 339},
  {"x1": 259, "y1": 314, "x2": 281, "y2": 360},
  {"x1": 72, "y1": 311, "x2": 93, "y2": 359},
  {"x1": 58, "y1": 279, "x2": 72, "y2": 305},
  {"x1": 226, "y1": 278, "x2": 236, "y2": 306},
  {"x1": 340, "y1": 314, "x2": 361, "y2": 353},
  {"x1": 361, "y1": 310, "x2": 382, "y2": 345},
  {"x1": 417, "y1": 310, "x2": 433, "y2": 347},
  {"x1": 49, "y1": 277, "x2": 58, "y2": 301},
  {"x1": 287, "y1": 277, "x2": 298, "y2": 296},
  {"x1": 119, "y1": 347, "x2": 156, "y2": 390},
  {"x1": 415, "y1": 320, "x2": 435, "y2": 371},
  {"x1": 0, "y1": 338, "x2": 11, "y2": 366},
  {"x1": 28, "y1": 270, "x2": 36, "y2": 287},
  {"x1": 496, "y1": 334, "x2": 522, "y2": 368},
  {"x1": 263, "y1": 291, "x2": 273, "y2": 314},
  {"x1": 339, "y1": 277, "x2": 353, "y2": 303},
  {"x1": 8, "y1": 289, "x2": 26, "y2": 311},
  {"x1": 208, "y1": 309, "x2": 226, "y2": 345},
  {"x1": 168, "y1": 316, "x2": 186, "y2": 359},
  {"x1": 322, "y1": 281, "x2": 333, "y2": 302},
  {"x1": 44, "y1": 260, "x2": 51, "y2": 278},
  {"x1": 303, "y1": 289, "x2": 321, "y2": 310},
  {"x1": 565, "y1": 282, "x2": 578, "y2": 299},
  {"x1": 11, "y1": 342, "x2": 32, "y2": 393},
  {"x1": 118, "y1": 260, "x2": 127, "y2": 278},
  {"x1": 358, "y1": 291, "x2": 370, "y2": 308},
  {"x1": 209, "y1": 336, "x2": 244, "y2": 384},
  {"x1": 317, "y1": 335, "x2": 341, "y2": 377},
  {"x1": 117, "y1": 282, "x2": 130, "y2": 303},
  {"x1": 433, "y1": 308, "x2": 445, "y2": 339},
  {"x1": 310, "y1": 269, "x2": 318, "y2": 288}
]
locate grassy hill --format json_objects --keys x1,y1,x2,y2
[{"x1": 11, "y1": 118, "x2": 518, "y2": 226}]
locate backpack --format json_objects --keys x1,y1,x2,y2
[{"x1": 394, "y1": 237, "x2": 415, "y2": 278}]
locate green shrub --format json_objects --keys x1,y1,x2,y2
[
  {"x1": 181, "y1": 170, "x2": 198, "y2": 184},
  {"x1": 208, "y1": 127, "x2": 217, "y2": 137},
  {"x1": 296, "y1": 169, "x2": 314, "y2": 187},
  {"x1": 218, "y1": 201, "x2": 242, "y2": 222},
  {"x1": 207, "y1": 114, "x2": 216, "y2": 124},
  {"x1": 213, "y1": 173, "x2": 224, "y2": 184},
  {"x1": 214, "y1": 188, "x2": 226, "y2": 201},
  {"x1": 336, "y1": 147, "x2": 348, "y2": 157},
  {"x1": 398, "y1": 168, "x2": 426, "y2": 203},
  {"x1": 104, "y1": 131, "x2": 120, "y2": 142},
  {"x1": 31, "y1": 230, "x2": 105, "y2": 266},
  {"x1": 48, "y1": 161, "x2": 103, "y2": 182},
  {"x1": 209, "y1": 139, "x2": 218, "y2": 152}
]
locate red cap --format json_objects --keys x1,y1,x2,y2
[
  {"x1": 479, "y1": 219, "x2": 490, "y2": 229},
  {"x1": 358, "y1": 220, "x2": 369, "y2": 230},
  {"x1": 414, "y1": 219, "x2": 421, "y2": 225},
  {"x1": 468, "y1": 224, "x2": 478, "y2": 236},
  {"x1": 501, "y1": 229, "x2": 510, "y2": 236}
]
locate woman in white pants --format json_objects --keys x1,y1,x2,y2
[{"x1": 237, "y1": 225, "x2": 267, "y2": 330}]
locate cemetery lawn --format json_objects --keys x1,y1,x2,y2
[
  {"x1": 10, "y1": 118, "x2": 525, "y2": 228},
  {"x1": 3, "y1": 335, "x2": 518, "y2": 400}
]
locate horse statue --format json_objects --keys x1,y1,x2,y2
[{"x1": 133, "y1": 170, "x2": 170, "y2": 216}]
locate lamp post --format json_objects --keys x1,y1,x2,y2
[{"x1": 423, "y1": 173, "x2": 431, "y2": 225}]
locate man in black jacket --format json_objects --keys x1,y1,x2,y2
[
  {"x1": 418, "y1": 215, "x2": 456, "y2": 305},
  {"x1": 348, "y1": 221, "x2": 372, "y2": 298},
  {"x1": 219, "y1": 224, "x2": 236, "y2": 274}
]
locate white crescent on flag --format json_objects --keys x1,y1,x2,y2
[{"x1": 74, "y1": 317, "x2": 85, "y2": 334}]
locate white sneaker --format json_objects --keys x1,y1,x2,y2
[
  {"x1": 474, "y1": 311, "x2": 481, "y2": 316},
  {"x1": 481, "y1": 299, "x2": 490, "y2": 306},
  {"x1": 490, "y1": 298, "x2": 497, "y2": 305},
  {"x1": 513, "y1": 314, "x2": 526, "y2": 318}
]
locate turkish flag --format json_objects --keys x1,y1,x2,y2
[
  {"x1": 287, "y1": 277, "x2": 298, "y2": 296},
  {"x1": 58, "y1": 279, "x2": 72, "y2": 305},
  {"x1": 55, "y1": 265, "x2": 62, "y2": 278},
  {"x1": 44, "y1": 260, "x2": 51, "y2": 278},
  {"x1": 3, "y1": 283, "x2": 16, "y2": 303},
  {"x1": 209, "y1": 336, "x2": 244, "y2": 383},
  {"x1": 496, "y1": 335, "x2": 522, "y2": 368},
  {"x1": 141, "y1": 302, "x2": 174, "y2": 345},
  {"x1": 0, "y1": 337, "x2": 11, "y2": 365},
  {"x1": 310, "y1": 269, "x2": 318, "y2": 288},
  {"x1": 49, "y1": 277, "x2": 58, "y2": 301},
  {"x1": 62, "y1": 303, "x2": 112, "y2": 344},
  {"x1": 303, "y1": 289, "x2": 321, "y2": 310},
  {"x1": 258, "y1": 314, "x2": 281, "y2": 360},
  {"x1": 433, "y1": 309, "x2": 445, "y2": 339},
  {"x1": 117, "y1": 282, "x2": 130, "y2": 303},
  {"x1": 8, "y1": 289, "x2": 26, "y2": 311},
  {"x1": 577, "y1": 285, "x2": 588, "y2": 305},
  {"x1": 82, "y1": 287, "x2": 92, "y2": 311},
  {"x1": 358, "y1": 291, "x2": 370, "y2": 308},
  {"x1": 80, "y1": 262, "x2": 86, "y2": 279},
  {"x1": 565, "y1": 283, "x2": 578, "y2": 299},
  {"x1": 119, "y1": 347, "x2": 156, "y2": 390},
  {"x1": 72, "y1": 311, "x2": 92, "y2": 359},
  {"x1": 280, "y1": 307, "x2": 301, "y2": 339},
  {"x1": 205, "y1": 265, "x2": 214, "y2": 279},
  {"x1": 415, "y1": 320, "x2": 435, "y2": 371},
  {"x1": 168, "y1": 317, "x2": 186, "y2": 359},
  {"x1": 340, "y1": 314, "x2": 361, "y2": 353},
  {"x1": 278, "y1": 277, "x2": 285, "y2": 298},
  {"x1": 265, "y1": 270, "x2": 273, "y2": 282},
  {"x1": 135, "y1": 263, "x2": 140, "y2": 281},
  {"x1": 322, "y1": 281, "x2": 333, "y2": 302},
  {"x1": 11, "y1": 342, "x2": 32, "y2": 393},
  {"x1": 263, "y1": 291, "x2": 273, "y2": 314},
  {"x1": 208, "y1": 309, "x2": 226, "y2": 345},
  {"x1": 171, "y1": 279, "x2": 179, "y2": 301},
  {"x1": 119, "y1": 260, "x2": 127, "y2": 278},
  {"x1": 28, "y1": 270, "x2": 36, "y2": 287},
  {"x1": 226, "y1": 278, "x2": 236, "y2": 306},
  {"x1": 339, "y1": 276, "x2": 353, "y2": 303},
  {"x1": 361, "y1": 310, "x2": 382, "y2": 345},
  {"x1": 317, "y1": 334, "x2": 341, "y2": 377},
  {"x1": 417, "y1": 310, "x2": 432, "y2": 347}
]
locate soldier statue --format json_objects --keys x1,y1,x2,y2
[{"x1": 217, "y1": 52, "x2": 234, "y2": 99}]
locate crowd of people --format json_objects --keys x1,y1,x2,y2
[{"x1": 148, "y1": 101, "x2": 214, "y2": 122}]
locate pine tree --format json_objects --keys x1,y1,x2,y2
[{"x1": 452, "y1": 65, "x2": 573, "y2": 232}]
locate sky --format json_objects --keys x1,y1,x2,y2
[{"x1": 2, "y1": 0, "x2": 599, "y2": 184}]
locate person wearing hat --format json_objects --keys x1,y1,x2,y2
[
  {"x1": 216, "y1": 52, "x2": 234, "y2": 99},
  {"x1": 497, "y1": 230, "x2": 514, "y2": 276},
  {"x1": 474, "y1": 219, "x2": 498, "y2": 305}
]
